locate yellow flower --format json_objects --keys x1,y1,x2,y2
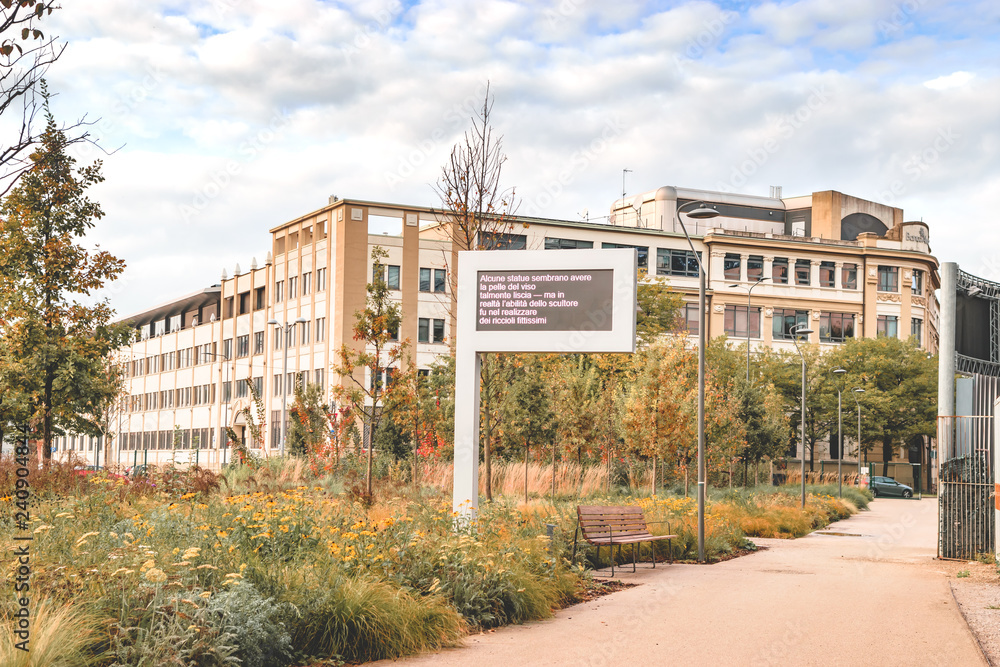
[
  {"x1": 199, "y1": 591, "x2": 212, "y2": 599},
  {"x1": 216, "y1": 531, "x2": 228, "y2": 539},
  {"x1": 140, "y1": 559, "x2": 156, "y2": 572},
  {"x1": 144, "y1": 568, "x2": 167, "y2": 583}
]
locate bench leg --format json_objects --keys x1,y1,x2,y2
[
  {"x1": 632, "y1": 542, "x2": 637, "y2": 573},
  {"x1": 571, "y1": 524, "x2": 579, "y2": 563}
]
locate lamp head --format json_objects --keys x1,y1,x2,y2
[
  {"x1": 833, "y1": 368, "x2": 847, "y2": 375},
  {"x1": 791, "y1": 324, "x2": 814, "y2": 336},
  {"x1": 852, "y1": 387, "x2": 865, "y2": 394},
  {"x1": 294, "y1": 316, "x2": 308, "y2": 324},
  {"x1": 266, "y1": 319, "x2": 279, "y2": 326},
  {"x1": 684, "y1": 202, "x2": 721, "y2": 219}
]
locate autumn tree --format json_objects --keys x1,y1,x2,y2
[
  {"x1": 0, "y1": 97, "x2": 130, "y2": 461},
  {"x1": 635, "y1": 271, "x2": 684, "y2": 346},
  {"x1": 287, "y1": 381, "x2": 329, "y2": 456},
  {"x1": 501, "y1": 356, "x2": 554, "y2": 502},
  {"x1": 331, "y1": 245, "x2": 404, "y2": 499},
  {"x1": 434, "y1": 83, "x2": 520, "y2": 500}
]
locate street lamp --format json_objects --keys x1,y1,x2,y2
[
  {"x1": 790, "y1": 323, "x2": 814, "y2": 508},
  {"x1": 832, "y1": 368, "x2": 847, "y2": 498},
  {"x1": 267, "y1": 317, "x2": 308, "y2": 457},
  {"x1": 851, "y1": 387, "x2": 866, "y2": 487},
  {"x1": 674, "y1": 199, "x2": 721, "y2": 562},
  {"x1": 728, "y1": 277, "x2": 770, "y2": 382}
]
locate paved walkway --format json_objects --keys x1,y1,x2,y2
[{"x1": 369, "y1": 497, "x2": 986, "y2": 666}]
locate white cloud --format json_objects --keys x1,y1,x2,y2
[
  {"x1": 22, "y1": 0, "x2": 1000, "y2": 315},
  {"x1": 923, "y1": 71, "x2": 975, "y2": 90}
]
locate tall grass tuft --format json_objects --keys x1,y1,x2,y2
[{"x1": 0, "y1": 599, "x2": 104, "y2": 667}]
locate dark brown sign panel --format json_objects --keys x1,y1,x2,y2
[{"x1": 476, "y1": 269, "x2": 614, "y2": 331}]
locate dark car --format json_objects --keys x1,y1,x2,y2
[{"x1": 871, "y1": 476, "x2": 913, "y2": 498}]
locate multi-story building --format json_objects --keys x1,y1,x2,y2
[{"x1": 52, "y1": 186, "x2": 940, "y2": 472}]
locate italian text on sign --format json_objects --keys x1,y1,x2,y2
[{"x1": 476, "y1": 269, "x2": 613, "y2": 332}]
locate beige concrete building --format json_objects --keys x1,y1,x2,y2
[{"x1": 53, "y1": 186, "x2": 940, "y2": 472}]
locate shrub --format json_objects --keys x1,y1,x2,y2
[{"x1": 206, "y1": 582, "x2": 295, "y2": 667}]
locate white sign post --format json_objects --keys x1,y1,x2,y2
[{"x1": 452, "y1": 249, "x2": 638, "y2": 517}]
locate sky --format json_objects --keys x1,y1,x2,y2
[{"x1": 29, "y1": 0, "x2": 1000, "y2": 317}]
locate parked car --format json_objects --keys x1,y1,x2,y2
[
  {"x1": 72, "y1": 465, "x2": 100, "y2": 477},
  {"x1": 871, "y1": 476, "x2": 913, "y2": 498}
]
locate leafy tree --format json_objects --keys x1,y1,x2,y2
[
  {"x1": 331, "y1": 246, "x2": 403, "y2": 499},
  {"x1": 0, "y1": 97, "x2": 129, "y2": 461},
  {"x1": 287, "y1": 382, "x2": 329, "y2": 457},
  {"x1": 731, "y1": 377, "x2": 790, "y2": 485},
  {"x1": 635, "y1": 271, "x2": 684, "y2": 346},
  {"x1": 501, "y1": 357, "x2": 553, "y2": 502},
  {"x1": 826, "y1": 336, "x2": 936, "y2": 475}
]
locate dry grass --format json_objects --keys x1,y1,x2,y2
[
  {"x1": 0, "y1": 599, "x2": 103, "y2": 667},
  {"x1": 419, "y1": 460, "x2": 624, "y2": 498}
]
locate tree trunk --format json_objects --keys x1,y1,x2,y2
[
  {"x1": 366, "y1": 420, "x2": 373, "y2": 499},
  {"x1": 882, "y1": 437, "x2": 893, "y2": 477},
  {"x1": 651, "y1": 456, "x2": 657, "y2": 495},
  {"x1": 551, "y1": 439, "x2": 556, "y2": 500},
  {"x1": 483, "y1": 379, "x2": 493, "y2": 501},
  {"x1": 412, "y1": 418, "x2": 419, "y2": 489},
  {"x1": 524, "y1": 441, "x2": 529, "y2": 503},
  {"x1": 684, "y1": 465, "x2": 689, "y2": 497},
  {"x1": 42, "y1": 370, "x2": 53, "y2": 464}
]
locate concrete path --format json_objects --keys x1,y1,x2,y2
[{"x1": 369, "y1": 497, "x2": 986, "y2": 666}]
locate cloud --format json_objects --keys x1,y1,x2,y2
[
  {"x1": 28, "y1": 0, "x2": 1000, "y2": 316},
  {"x1": 923, "y1": 71, "x2": 975, "y2": 90}
]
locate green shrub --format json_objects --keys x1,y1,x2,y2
[{"x1": 206, "y1": 582, "x2": 295, "y2": 667}]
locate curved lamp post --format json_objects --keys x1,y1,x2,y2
[
  {"x1": 728, "y1": 276, "x2": 770, "y2": 382},
  {"x1": 790, "y1": 323, "x2": 814, "y2": 508},
  {"x1": 832, "y1": 368, "x2": 847, "y2": 497},
  {"x1": 267, "y1": 316, "x2": 308, "y2": 456},
  {"x1": 851, "y1": 387, "x2": 866, "y2": 486},
  {"x1": 674, "y1": 200, "x2": 721, "y2": 562}
]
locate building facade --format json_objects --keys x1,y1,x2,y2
[{"x1": 53, "y1": 187, "x2": 940, "y2": 472}]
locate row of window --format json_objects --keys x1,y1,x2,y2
[
  {"x1": 275, "y1": 268, "x2": 328, "y2": 303},
  {"x1": 534, "y1": 234, "x2": 926, "y2": 295},
  {"x1": 127, "y1": 384, "x2": 220, "y2": 412},
  {"x1": 373, "y1": 264, "x2": 448, "y2": 293},
  {"x1": 273, "y1": 370, "x2": 326, "y2": 396},
  {"x1": 54, "y1": 435, "x2": 103, "y2": 452},
  {"x1": 119, "y1": 428, "x2": 217, "y2": 451},
  {"x1": 718, "y1": 305, "x2": 923, "y2": 342}
]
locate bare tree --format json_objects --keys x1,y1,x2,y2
[
  {"x1": 433, "y1": 82, "x2": 519, "y2": 501},
  {"x1": 0, "y1": 2, "x2": 93, "y2": 195}
]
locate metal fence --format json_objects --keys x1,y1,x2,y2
[{"x1": 937, "y1": 415, "x2": 995, "y2": 560}]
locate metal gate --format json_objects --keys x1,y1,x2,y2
[{"x1": 937, "y1": 415, "x2": 995, "y2": 560}]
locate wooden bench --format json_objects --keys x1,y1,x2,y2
[{"x1": 572, "y1": 505, "x2": 677, "y2": 576}]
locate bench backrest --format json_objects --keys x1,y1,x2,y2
[{"x1": 577, "y1": 505, "x2": 650, "y2": 540}]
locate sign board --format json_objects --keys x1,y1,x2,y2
[{"x1": 453, "y1": 249, "x2": 637, "y2": 516}]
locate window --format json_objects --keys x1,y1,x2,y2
[
  {"x1": 682, "y1": 303, "x2": 700, "y2": 335},
  {"x1": 224, "y1": 297, "x2": 234, "y2": 319},
  {"x1": 274, "y1": 330, "x2": 282, "y2": 350},
  {"x1": 911, "y1": 269, "x2": 923, "y2": 295},
  {"x1": 275, "y1": 281, "x2": 284, "y2": 302},
  {"x1": 301, "y1": 320, "x2": 311, "y2": 345},
  {"x1": 795, "y1": 259, "x2": 811, "y2": 285},
  {"x1": 253, "y1": 376, "x2": 263, "y2": 396},
  {"x1": 236, "y1": 335, "x2": 249, "y2": 358},
  {"x1": 656, "y1": 248, "x2": 701, "y2": 277},
  {"x1": 302, "y1": 272, "x2": 311, "y2": 295},
  {"x1": 911, "y1": 318, "x2": 923, "y2": 341},
  {"x1": 877, "y1": 314, "x2": 899, "y2": 338},
  {"x1": 273, "y1": 374, "x2": 281, "y2": 396},
  {"x1": 222, "y1": 382, "x2": 231, "y2": 403},
  {"x1": 773, "y1": 309, "x2": 809, "y2": 340},
  {"x1": 544, "y1": 237, "x2": 594, "y2": 249},
  {"x1": 236, "y1": 379, "x2": 248, "y2": 398},
  {"x1": 418, "y1": 318, "x2": 430, "y2": 343},
  {"x1": 239, "y1": 291, "x2": 250, "y2": 315},
  {"x1": 819, "y1": 312, "x2": 855, "y2": 342},
  {"x1": 315, "y1": 368, "x2": 324, "y2": 391},
  {"x1": 602, "y1": 243, "x2": 649, "y2": 270},
  {"x1": 772, "y1": 257, "x2": 789, "y2": 284},
  {"x1": 434, "y1": 269, "x2": 447, "y2": 293},
  {"x1": 254, "y1": 287, "x2": 265, "y2": 310},
  {"x1": 316, "y1": 268, "x2": 327, "y2": 291},
  {"x1": 315, "y1": 317, "x2": 326, "y2": 342},
  {"x1": 723, "y1": 253, "x2": 741, "y2": 281},
  {"x1": 387, "y1": 265, "x2": 400, "y2": 290},
  {"x1": 286, "y1": 326, "x2": 296, "y2": 347},
  {"x1": 433, "y1": 319, "x2": 445, "y2": 343},
  {"x1": 479, "y1": 231, "x2": 526, "y2": 249},
  {"x1": 253, "y1": 331, "x2": 264, "y2": 355},
  {"x1": 289, "y1": 276, "x2": 297, "y2": 298},
  {"x1": 747, "y1": 255, "x2": 763, "y2": 281},
  {"x1": 878, "y1": 266, "x2": 898, "y2": 292},
  {"x1": 388, "y1": 323, "x2": 399, "y2": 341},
  {"x1": 819, "y1": 262, "x2": 836, "y2": 288},
  {"x1": 419, "y1": 267, "x2": 431, "y2": 292},
  {"x1": 724, "y1": 305, "x2": 761, "y2": 338},
  {"x1": 842, "y1": 263, "x2": 858, "y2": 290}
]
